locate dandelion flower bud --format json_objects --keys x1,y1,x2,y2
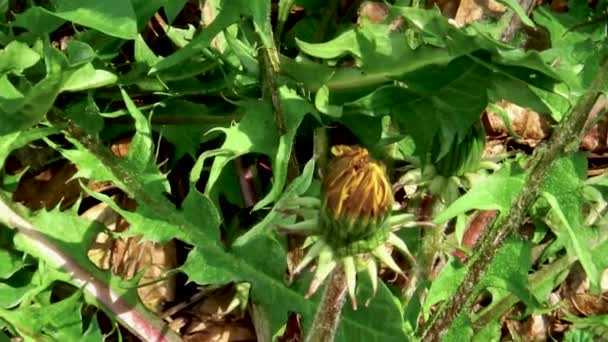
[{"x1": 321, "y1": 145, "x2": 393, "y2": 254}]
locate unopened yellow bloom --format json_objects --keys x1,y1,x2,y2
[
  {"x1": 279, "y1": 147, "x2": 414, "y2": 309},
  {"x1": 321, "y1": 145, "x2": 393, "y2": 252}
]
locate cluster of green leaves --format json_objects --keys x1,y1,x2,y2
[{"x1": 0, "y1": 0, "x2": 606, "y2": 341}]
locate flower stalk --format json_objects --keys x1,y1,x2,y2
[
  {"x1": 281, "y1": 145, "x2": 416, "y2": 341},
  {"x1": 305, "y1": 265, "x2": 347, "y2": 342}
]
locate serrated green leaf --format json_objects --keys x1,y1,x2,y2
[
  {"x1": 195, "y1": 87, "x2": 313, "y2": 211},
  {"x1": 185, "y1": 233, "x2": 407, "y2": 341},
  {"x1": 0, "y1": 250, "x2": 24, "y2": 280},
  {"x1": 543, "y1": 191, "x2": 599, "y2": 294},
  {"x1": 134, "y1": 35, "x2": 161, "y2": 67},
  {"x1": 0, "y1": 269, "x2": 36, "y2": 309},
  {"x1": 423, "y1": 259, "x2": 467, "y2": 317},
  {"x1": 0, "y1": 73, "x2": 63, "y2": 135},
  {"x1": 0, "y1": 128, "x2": 58, "y2": 170},
  {"x1": 473, "y1": 319, "x2": 501, "y2": 342},
  {"x1": 479, "y1": 238, "x2": 538, "y2": 308},
  {"x1": 533, "y1": 3, "x2": 606, "y2": 97},
  {"x1": 434, "y1": 160, "x2": 526, "y2": 223},
  {"x1": 296, "y1": 30, "x2": 360, "y2": 60},
  {"x1": 314, "y1": 85, "x2": 342, "y2": 117},
  {"x1": 0, "y1": 288, "x2": 104, "y2": 341},
  {"x1": 234, "y1": 158, "x2": 316, "y2": 246},
  {"x1": 150, "y1": 1, "x2": 242, "y2": 73}
]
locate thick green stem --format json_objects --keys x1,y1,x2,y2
[
  {"x1": 258, "y1": 10, "x2": 301, "y2": 180},
  {"x1": 305, "y1": 266, "x2": 347, "y2": 342},
  {"x1": 422, "y1": 57, "x2": 608, "y2": 341}
]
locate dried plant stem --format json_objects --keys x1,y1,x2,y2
[
  {"x1": 305, "y1": 266, "x2": 347, "y2": 342},
  {"x1": 500, "y1": 0, "x2": 535, "y2": 42},
  {"x1": 0, "y1": 194, "x2": 181, "y2": 342},
  {"x1": 422, "y1": 57, "x2": 608, "y2": 341}
]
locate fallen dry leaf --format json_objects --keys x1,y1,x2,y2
[
  {"x1": 429, "y1": 0, "x2": 461, "y2": 18},
  {"x1": 454, "y1": 0, "x2": 506, "y2": 27},
  {"x1": 484, "y1": 100, "x2": 553, "y2": 146},
  {"x1": 183, "y1": 323, "x2": 255, "y2": 342},
  {"x1": 357, "y1": 1, "x2": 405, "y2": 31},
  {"x1": 84, "y1": 198, "x2": 177, "y2": 313},
  {"x1": 565, "y1": 293, "x2": 608, "y2": 317},
  {"x1": 181, "y1": 287, "x2": 255, "y2": 342},
  {"x1": 13, "y1": 163, "x2": 81, "y2": 210}
]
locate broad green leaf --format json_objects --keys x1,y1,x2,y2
[
  {"x1": 0, "y1": 76, "x2": 23, "y2": 101},
  {"x1": 443, "y1": 314, "x2": 474, "y2": 341},
  {"x1": 63, "y1": 96, "x2": 104, "y2": 135},
  {"x1": 252, "y1": 88, "x2": 316, "y2": 210},
  {"x1": 473, "y1": 319, "x2": 501, "y2": 342},
  {"x1": 0, "y1": 41, "x2": 40, "y2": 76},
  {"x1": 65, "y1": 40, "x2": 97, "y2": 66},
  {"x1": 247, "y1": 0, "x2": 273, "y2": 49},
  {"x1": 164, "y1": 0, "x2": 189, "y2": 23},
  {"x1": 61, "y1": 64, "x2": 117, "y2": 91},
  {"x1": 121, "y1": 89, "x2": 155, "y2": 174},
  {"x1": 296, "y1": 7, "x2": 559, "y2": 157},
  {"x1": 562, "y1": 328, "x2": 597, "y2": 342},
  {"x1": 224, "y1": 28, "x2": 260, "y2": 75},
  {"x1": 13, "y1": 7, "x2": 66, "y2": 35},
  {"x1": 347, "y1": 57, "x2": 490, "y2": 159},
  {"x1": 134, "y1": 35, "x2": 161, "y2": 67},
  {"x1": 429, "y1": 239, "x2": 536, "y2": 339},
  {"x1": 51, "y1": 0, "x2": 138, "y2": 39},
  {"x1": 314, "y1": 85, "x2": 342, "y2": 117}
]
